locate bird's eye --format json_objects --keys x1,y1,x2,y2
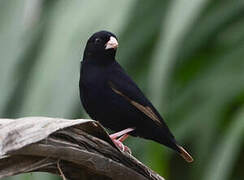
[{"x1": 94, "y1": 38, "x2": 101, "y2": 44}]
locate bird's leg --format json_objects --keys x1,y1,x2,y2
[
  {"x1": 109, "y1": 128, "x2": 134, "y2": 140},
  {"x1": 118, "y1": 134, "x2": 129, "y2": 142},
  {"x1": 109, "y1": 128, "x2": 134, "y2": 153}
]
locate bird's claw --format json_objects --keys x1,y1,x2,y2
[
  {"x1": 112, "y1": 139, "x2": 131, "y2": 154},
  {"x1": 109, "y1": 128, "x2": 134, "y2": 154}
]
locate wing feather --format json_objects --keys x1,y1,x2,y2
[{"x1": 109, "y1": 82, "x2": 162, "y2": 126}]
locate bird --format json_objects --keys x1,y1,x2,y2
[{"x1": 79, "y1": 30, "x2": 193, "y2": 162}]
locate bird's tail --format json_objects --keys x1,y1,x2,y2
[{"x1": 176, "y1": 144, "x2": 194, "y2": 163}]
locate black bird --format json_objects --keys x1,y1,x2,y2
[{"x1": 79, "y1": 30, "x2": 193, "y2": 162}]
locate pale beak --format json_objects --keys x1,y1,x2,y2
[{"x1": 105, "y1": 36, "x2": 118, "y2": 50}]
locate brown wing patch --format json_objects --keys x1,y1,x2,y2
[
  {"x1": 109, "y1": 82, "x2": 162, "y2": 126},
  {"x1": 177, "y1": 144, "x2": 194, "y2": 163}
]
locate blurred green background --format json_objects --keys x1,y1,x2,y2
[{"x1": 1, "y1": 0, "x2": 244, "y2": 180}]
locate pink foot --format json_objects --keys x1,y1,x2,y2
[
  {"x1": 112, "y1": 139, "x2": 131, "y2": 154},
  {"x1": 109, "y1": 128, "x2": 135, "y2": 154}
]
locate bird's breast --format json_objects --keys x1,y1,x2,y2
[
  {"x1": 80, "y1": 65, "x2": 110, "y2": 114},
  {"x1": 79, "y1": 63, "x2": 137, "y2": 130}
]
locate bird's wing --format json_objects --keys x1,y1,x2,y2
[
  {"x1": 108, "y1": 63, "x2": 164, "y2": 126},
  {"x1": 108, "y1": 63, "x2": 194, "y2": 163}
]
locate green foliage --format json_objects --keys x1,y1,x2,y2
[{"x1": 1, "y1": 0, "x2": 243, "y2": 179}]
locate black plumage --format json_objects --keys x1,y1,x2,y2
[{"x1": 79, "y1": 30, "x2": 193, "y2": 162}]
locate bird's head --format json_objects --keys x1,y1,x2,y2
[{"x1": 83, "y1": 31, "x2": 118, "y2": 62}]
